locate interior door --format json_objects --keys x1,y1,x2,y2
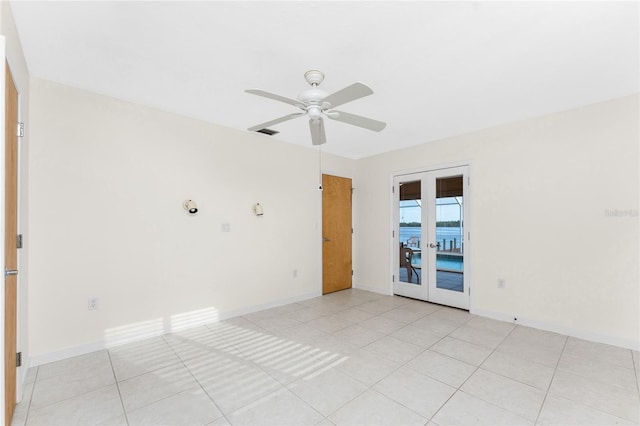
[
  {"x1": 393, "y1": 166, "x2": 469, "y2": 310},
  {"x1": 4, "y1": 61, "x2": 18, "y2": 426},
  {"x1": 322, "y1": 174, "x2": 352, "y2": 294}
]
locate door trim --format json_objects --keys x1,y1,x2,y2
[
  {"x1": 389, "y1": 161, "x2": 473, "y2": 310},
  {"x1": 0, "y1": 36, "x2": 7, "y2": 425},
  {"x1": 1, "y1": 46, "x2": 24, "y2": 426},
  {"x1": 4, "y1": 58, "x2": 19, "y2": 426}
]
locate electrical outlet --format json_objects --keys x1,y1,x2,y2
[
  {"x1": 497, "y1": 278, "x2": 506, "y2": 288},
  {"x1": 88, "y1": 297, "x2": 99, "y2": 311}
]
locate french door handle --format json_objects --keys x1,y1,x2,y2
[
  {"x1": 429, "y1": 243, "x2": 438, "y2": 248},
  {"x1": 323, "y1": 237, "x2": 331, "y2": 242},
  {"x1": 4, "y1": 268, "x2": 18, "y2": 279}
]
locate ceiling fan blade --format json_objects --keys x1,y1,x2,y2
[
  {"x1": 327, "y1": 110, "x2": 386, "y2": 132},
  {"x1": 245, "y1": 89, "x2": 304, "y2": 108},
  {"x1": 322, "y1": 82, "x2": 373, "y2": 109},
  {"x1": 247, "y1": 113, "x2": 305, "y2": 132},
  {"x1": 309, "y1": 118, "x2": 326, "y2": 146}
]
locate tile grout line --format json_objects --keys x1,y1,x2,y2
[
  {"x1": 115, "y1": 362, "x2": 183, "y2": 382},
  {"x1": 253, "y1": 294, "x2": 417, "y2": 422},
  {"x1": 395, "y1": 295, "x2": 640, "y2": 422},
  {"x1": 245, "y1": 298, "x2": 391, "y2": 423},
  {"x1": 633, "y1": 350, "x2": 640, "y2": 400},
  {"x1": 455, "y1": 325, "x2": 559, "y2": 390},
  {"x1": 19, "y1": 375, "x2": 116, "y2": 416},
  {"x1": 425, "y1": 318, "x2": 519, "y2": 424},
  {"x1": 160, "y1": 333, "x2": 232, "y2": 426},
  {"x1": 106, "y1": 349, "x2": 131, "y2": 426},
  {"x1": 355, "y1": 307, "x2": 473, "y2": 424},
  {"x1": 311, "y1": 296, "x2": 424, "y2": 422},
  {"x1": 21, "y1": 366, "x2": 39, "y2": 426},
  {"x1": 276, "y1": 377, "x2": 335, "y2": 424},
  {"x1": 532, "y1": 333, "x2": 569, "y2": 425},
  {"x1": 225, "y1": 311, "x2": 378, "y2": 424}
]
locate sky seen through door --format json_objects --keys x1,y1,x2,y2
[{"x1": 400, "y1": 197, "x2": 462, "y2": 223}]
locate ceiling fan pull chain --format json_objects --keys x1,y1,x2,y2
[{"x1": 318, "y1": 143, "x2": 323, "y2": 191}]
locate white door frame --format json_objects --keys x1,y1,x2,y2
[{"x1": 390, "y1": 161, "x2": 472, "y2": 310}]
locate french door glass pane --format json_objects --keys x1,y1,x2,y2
[
  {"x1": 399, "y1": 180, "x2": 422, "y2": 285},
  {"x1": 435, "y1": 176, "x2": 464, "y2": 292}
]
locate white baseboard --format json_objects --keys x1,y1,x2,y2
[
  {"x1": 472, "y1": 308, "x2": 640, "y2": 351},
  {"x1": 28, "y1": 292, "x2": 640, "y2": 367},
  {"x1": 219, "y1": 290, "x2": 322, "y2": 320},
  {"x1": 353, "y1": 283, "x2": 392, "y2": 296},
  {"x1": 28, "y1": 290, "x2": 321, "y2": 367},
  {"x1": 29, "y1": 340, "x2": 108, "y2": 368}
]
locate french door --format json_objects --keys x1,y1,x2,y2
[{"x1": 393, "y1": 166, "x2": 469, "y2": 310}]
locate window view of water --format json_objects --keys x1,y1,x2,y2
[
  {"x1": 400, "y1": 226, "x2": 463, "y2": 272},
  {"x1": 400, "y1": 227, "x2": 463, "y2": 250}
]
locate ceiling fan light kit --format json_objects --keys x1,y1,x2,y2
[{"x1": 246, "y1": 70, "x2": 386, "y2": 146}]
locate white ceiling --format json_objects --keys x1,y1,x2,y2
[{"x1": 9, "y1": 1, "x2": 640, "y2": 159}]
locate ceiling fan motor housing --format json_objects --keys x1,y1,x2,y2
[
  {"x1": 297, "y1": 87, "x2": 327, "y2": 105},
  {"x1": 297, "y1": 85, "x2": 328, "y2": 120}
]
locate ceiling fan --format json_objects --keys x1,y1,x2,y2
[{"x1": 245, "y1": 70, "x2": 386, "y2": 145}]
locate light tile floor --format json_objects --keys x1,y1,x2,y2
[{"x1": 12, "y1": 289, "x2": 640, "y2": 426}]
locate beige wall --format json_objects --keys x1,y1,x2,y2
[
  {"x1": 28, "y1": 78, "x2": 355, "y2": 361},
  {"x1": 26, "y1": 80, "x2": 639, "y2": 360},
  {"x1": 354, "y1": 94, "x2": 639, "y2": 349}
]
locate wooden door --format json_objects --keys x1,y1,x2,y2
[
  {"x1": 322, "y1": 174, "x2": 352, "y2": 294},
  {"x1": 4, "y1": 61, "x2": 18, "y2": 426}
]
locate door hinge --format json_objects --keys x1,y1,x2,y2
[
  {"x1": 392, "y1": 230, "x2": 395, "y2": 238},
  {"x1": 468, "y1": 231, "x2": 470, "y2": 240},
  {"x1": 392, "y1": 186, "x2": 395, "y2": 194},
  {"x1": 392, "y1": 275, "x2": 395, "y2": 282},
  {"x1": 16, "y1": 352, "x2": 22, "y2": 367},
  {"x1": 467, "y1": 176, "x2": 470, "y2": 185},
  {"x1": 351, "y1": 270, "x2": 354, "y2": 276},
  {"x1": 17, "y1": 122, "x2": 24, "y2": 138},
  {"x1": 352, "y1": 228, "x2": 354, "y2": 234},
  {"x1": 17, "y1": 234, "x2": 23, "y2": 249}
]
